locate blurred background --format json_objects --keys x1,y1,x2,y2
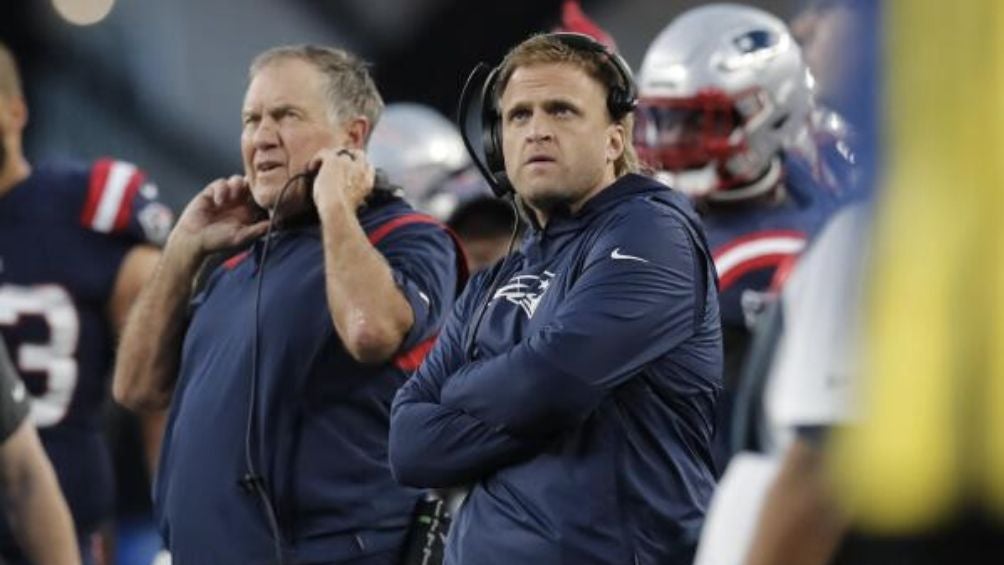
[
  {"x1": 8, "y1": 1, "x2": 1004, "y2": 564},
  {"x1": 0, "y1": 0, "x2": 793, "y2": 211},
  {"x1": 0, "y1": 1, "x2": 860, "y2": 564}
]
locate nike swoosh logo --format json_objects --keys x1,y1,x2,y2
[{"x1": 610, "y1": 248, "x2": 648, "y2": 263}]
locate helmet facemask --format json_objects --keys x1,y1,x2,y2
[{"x1": 635, "y1": 3, "x2": 814, "y2": 202}]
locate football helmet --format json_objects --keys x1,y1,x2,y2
[
  {"x1": 367, "y1": 102, "x2": 473, "y2": 216},
  {"x1": 635, "y1": 3, "x2": 814, "y2": 201}
]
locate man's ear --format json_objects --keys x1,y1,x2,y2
[
  {"x1": 344, "y1": 116, "x2": 371, "y2": 150},
  {"x1": 606, "y1": 122, "x2": 626, "y2": 164}
]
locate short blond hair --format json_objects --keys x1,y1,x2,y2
[
  {"x1": 250, "y1": 45, "x2": 383, "y2": 141},
  {"x1": 0, "y1": 42, "x2": 23, "y2": 98},
  {"x1": 494, "y1": 34, "x2": 639, "y2": 177}
]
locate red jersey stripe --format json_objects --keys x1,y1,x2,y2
[{"x1": 81, "y1": 158, "x2": 113, "y2": 228}]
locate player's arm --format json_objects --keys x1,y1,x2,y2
[
  {"x1": 389, "y1": 277, "x2": 541, "y2": 488},
  {"x1": 745, "y1": 436, "x2": 846, "y2": 565},
  {"x1": 114, "y1": 176, "x2": 268, "y2": 412},
  {"x1": 439, "y1": 211, "x2": 708, "y2": 437},
  {"x1": 0, "y1": 341, "x2": 79, "y2": 565},
  {"x1": 108, "y1": 245, "x2": 162, "y2": 332},
  {"x1": 112, "y1": 238, "x2": 202, "y2": 412},
  {"x1": 108, "y1": 245, "x2": 169, "y2": 472},
  {"x1": 312, "y1": 148, "x2": 415, "y2": 364},
  {"x1": 0, "y1": 419, "x2": 80, "y2": 565}
]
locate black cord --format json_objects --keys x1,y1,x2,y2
[
  {"x1": 243, "y1": 171, "x2": 313, "y2": 565},
  {"x1": 463, "y1": 194, "x2": 522, "y2": 360}
]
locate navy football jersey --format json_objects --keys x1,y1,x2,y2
[
  {"x1": 703, "y1": 152, "x2": 849, "y2": 403},
  {"x1": 705, "y1": 156, "x2": 843, "y2": 335},
  {"x1": 702, "y1": 153, "x2": 846, "y2": 475},
  {"x1": 0, "y1": 158, "x2": 173, "y2": 539}
]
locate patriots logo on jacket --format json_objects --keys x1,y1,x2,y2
[{"x1": 493, "y1": 271, "x2": 555, "y2": 318}]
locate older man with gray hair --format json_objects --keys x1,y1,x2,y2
[{"x1": 114, "y1": 45, "x2": 464, "y2": 564}]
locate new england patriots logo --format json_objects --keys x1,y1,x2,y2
[
  {"x1": 493, "y1": 271, "x2": 555, "y2": 318},
  {"x1": 733, "y1": 29, "x2": 778, "y2": 54}
]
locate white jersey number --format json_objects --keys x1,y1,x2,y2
[{"x1": 0, "y1": 284, "x2": 80, "y2": 427}]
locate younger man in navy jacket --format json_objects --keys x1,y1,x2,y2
[{"x1": 390, "y1": 33, "x2": 723, "y2": 565}]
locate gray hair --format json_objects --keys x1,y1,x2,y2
[{"x1": 249, "y1": 45, "x2": 384, "y2": 141}]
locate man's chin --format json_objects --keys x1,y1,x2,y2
[
  {"x1": 522, "y1": 190, "x2": 574, "y2": 217},
  {"x1": 251, "y1": 178, "x2": 293, "y2": 204},
  {"x1": 254, "y1": 183, "x2": 315, "y2": 217},
  {"x1": 249, "y1": 184, "x2": 277, "y2": 210}
]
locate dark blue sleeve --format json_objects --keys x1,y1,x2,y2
[
  {"x1": 439, "y1": 209, "x2": 703, "y2": 437},
  {"x1": 374, "y1": 222, "x2": 460, "y2": 351},
  {"x1": 389, "y1": 269, "x2": 541, "y2": 488}
]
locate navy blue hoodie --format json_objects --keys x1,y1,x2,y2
[
  {"x1": 390, "y1": 174, "x2": 723, "y2": 565},
  {"x1": 156, "y1": 195, "x2": 461, "y2": 564}
]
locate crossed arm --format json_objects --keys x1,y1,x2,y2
[
  {"x1": 390, "y1": 214, "x2": 702, "y2": 487},
  {"x1": 389, "y1": 278, "x2": 542, "y2": 488}
]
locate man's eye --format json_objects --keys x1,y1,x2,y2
[
  {"x1": 277, "y1": 109, "x2": 304, "y2": 122},
  {"x1": 509, "y1": 109, "x2": 530, "y2": 122}
]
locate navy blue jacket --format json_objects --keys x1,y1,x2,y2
[
  {"x1": 389, "y1": 174, "x2": 723, "y2": 565},
  {"x1": 155, "y1": 196, "x2": 460, "y2": 564}
]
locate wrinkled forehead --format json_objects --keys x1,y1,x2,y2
[{"x1": 243, "y1": 58, "x2": 329, "y2": 111}]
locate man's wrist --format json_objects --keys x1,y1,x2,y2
[
  {"x1": 161, "y1": 234, "x2": 206, "y2": 278},
  {"x1": 317, "y1": 192, "x2": 358, "y2": 225}
]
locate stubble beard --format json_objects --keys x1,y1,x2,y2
[{"x1": 524, "y1": 190, "x2": 574, "y2": 218}]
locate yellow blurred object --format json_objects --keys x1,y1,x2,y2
[
  {"x1": 988, "y1": 0, "x2": 1004, "y2": 509},
  {"x1": 831, "y1": 0, "x2": 1004, "y2": 533}
]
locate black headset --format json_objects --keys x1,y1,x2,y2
[{"x1": 458, "y1": 32, "x2": 639, "y2": 198}]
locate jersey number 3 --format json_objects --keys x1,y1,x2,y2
[{"x1": 0, "y1": 284, "x2": 80, "y2": 427}]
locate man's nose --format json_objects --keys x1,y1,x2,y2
[
  {"x1": 252, "y1": 118, "x2": 279, "y2": 148},
  {"x1": 525, "y1": 113, "x2": 554, "y2": 142}
]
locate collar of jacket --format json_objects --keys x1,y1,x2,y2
[{"x1": 525, "y1": 173, "x2": 670, "y2": 241}]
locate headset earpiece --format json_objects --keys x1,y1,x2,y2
[
  {"x1": 604, "y1": 50, "x2": 639, "y2": 118},
  {"x1": 480, "y1": 66, "x2": 512, "y2": 197}
]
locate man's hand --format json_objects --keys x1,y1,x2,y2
[
  {"x1": 310, "y1": 148, "x2": 376, "y2": 214},
  {"x1": 168, "y1": 175, "x2": 270, "y2": 261}
]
